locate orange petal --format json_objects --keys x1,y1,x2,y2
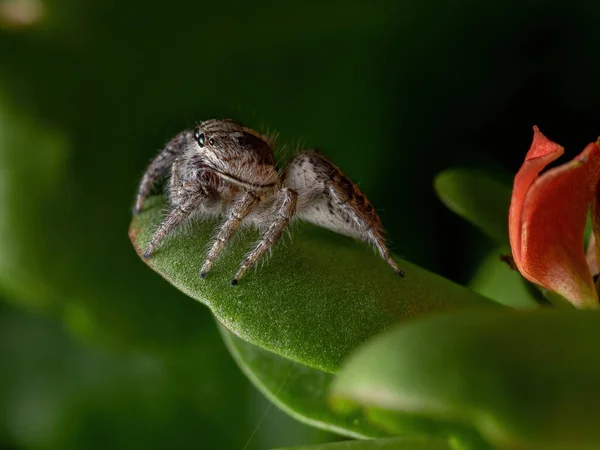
[
  {"x1": 509, "y1": 126, "x2": 564, "y2": 275},
  {"x1": 519, "y1": 141, "x2": 600, "y2": 308}
]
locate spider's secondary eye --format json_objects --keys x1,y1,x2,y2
[
  {"x1": 194, "y1": 130, "x2": 205, "y2": 148},
  {"x1": 237, "y1": 136, "x2": 244, "y2": 146},
  {"x1": 209, "y1": 138, "x2": 215, "y2": 146}
]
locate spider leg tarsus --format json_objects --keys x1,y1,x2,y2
[
  {"x1": 229, "y1": 278, "x2": 238, "y2": 286},
  {"x1": 397, "y1": 269, "x2": 405, "y2": 277},
  {"x1": 142, "y1": 249, "x2": 153, "y2": 259},
  {"x1": 199, "y1": 271, "x2": 207, "y2": 280}
]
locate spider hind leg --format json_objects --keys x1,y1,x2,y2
[{"x1": 285, "y1": 151, "x2": 403, "y2": 277}]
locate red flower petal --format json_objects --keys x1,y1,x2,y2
[
  {"x1": 517, "y1": 137, "x2": 600, "y2": 308},
  {"x1": 509, "y1": 127, "x2": 564, "y2": 276}
]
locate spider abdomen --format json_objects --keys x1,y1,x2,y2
[{"x1": 285, "y1": 151, "x2": 382, "y2": 239}]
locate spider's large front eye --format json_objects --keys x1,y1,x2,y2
[{"x1": 194, "y1": 130, "x2": 205, "y2": 148}]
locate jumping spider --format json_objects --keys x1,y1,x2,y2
[{"x1": 134, "y1": 119, "x2": 403, "y2": 285}]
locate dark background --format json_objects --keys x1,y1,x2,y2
[{"x1": 1, "y1": 0, "x2": 599, "y2": 448}]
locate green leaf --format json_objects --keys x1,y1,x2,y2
[
  {"x1": 130, "y1": 196, "x2": 498, "y2": 373},
  {"x1": 271, "y1": 436, "x2": 453, "y2": 450},
  {"x1": 434, "y1": 169, "x2": 511, "y2": 244},
  {"x1": 468, "y1": 246, "x2": 539, "y2": 309},
  {"x1": 219, "y1": 324, "x2": 388, "y2": 439},
  {"x1": 331, "y1": 309, "x2": 600, "y2": 450}
]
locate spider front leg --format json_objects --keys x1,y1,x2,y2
[
  {"x1": 199, "y1": 191, "x2": 260, "y2": 279},
  {"x1": 230, "y1": 188, "x2": 298, "y2": 286},
  {"x1": 134, "y1": 129, "x2": 193, "y2": 215},
  {"x1": 142, "y1": 188, "x2": 207, "y2": 259}
]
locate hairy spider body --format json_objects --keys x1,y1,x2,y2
[{"x1": 134, "y1": 119, "x2": 403, "y2": 284}]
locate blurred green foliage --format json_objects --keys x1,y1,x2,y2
[
  {"x1": 331, "y1": 309, "x2": 600, "y2": 449},
  {"x1": 0, "y1": 300, "x2": 333, "y2": 449},
  {"x1": 274, "y1": 436, "x2": 453, "y2": 450},
  {"x1": 2, "y1": 0, "x2": 600, "y2": 448},
  {"x1": 434, "y1": 169, "x2": 512, "y2": 245}
]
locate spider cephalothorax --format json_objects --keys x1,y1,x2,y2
[
  {"x1": 134, "y1": 119, "x2": 403, "y2": 285},
  {"x1": 193, "y1": 119, "x2": 278, "y2": 190}
]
